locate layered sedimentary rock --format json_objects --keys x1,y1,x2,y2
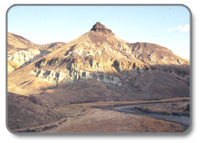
[
  {"x1": 7, "y1": 22, "x2": 190, "y2": 131},
  {"x1": 7, "y1": 32, "x2": 65, "y2": 73},
  {"x1": 8, "y1": 22, "x2": 190, "y2": 98}
]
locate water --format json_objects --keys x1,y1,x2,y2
[{"x1": 109, "y1": 104, "x2": 190, "y2": 128}]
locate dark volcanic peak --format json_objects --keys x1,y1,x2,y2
[{"x1": 90, "y1": 22, "x2": 113, "y2": 34}]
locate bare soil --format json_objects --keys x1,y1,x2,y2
[
  {"x1": 43, "y1": 108, "x2": 185, "y2": 133},
  {"x1": 11, "y1": 97, "x2": 189, "y2": 133}
]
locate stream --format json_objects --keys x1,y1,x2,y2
[{"x1": 104, "y1": 104, "x2": 190, "y2": 128}]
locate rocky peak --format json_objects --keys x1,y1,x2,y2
[{"x1": 90, "y1": 22, "x2": 113, "y2": 34}]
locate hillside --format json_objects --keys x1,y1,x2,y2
[
  {"x1": 7, "y1": 32, "x2": 65, "y2": 73},
  {"x1": 7, "y1": 22, "x2": 190, "y2": 131}
]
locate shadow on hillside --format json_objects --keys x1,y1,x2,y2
[{"x1": 7, "y1": 62, "x2": 191, "y2": 132}]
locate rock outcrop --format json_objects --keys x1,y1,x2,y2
[
  {"x1": 32, "y1": 69, "x2": 66, "y2": 84},
  {"x1": 8, "y1": 49, "x2": 50, "y2": 69},
  {"x1": 91, "y1": 22, "x2": 113, "y2": 34},
  {"x1": 32, "y1": 68, "x2": 121, "y2": 86},
  {"x1": 8, "y1": 22, "x2": 190, "y2": 99},
  {"x1": 7, "y1": 32, "x2": 65, "y2": 73},
  {"x1": 7, "y1": 22, "x2": 190, "y2": 132}
]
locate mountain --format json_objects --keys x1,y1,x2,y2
[
  {"x1": 7, "y1": 32, "x2": 65, "y2": 73},
  {"x1": 8, "y1": 22, "x2": 189, "y2": 96},
  {"x1": 7, "y1": 22, "x2": 190, "y2": 131}
]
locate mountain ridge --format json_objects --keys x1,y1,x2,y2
[
  {"x1": 7, "y1": 32, "x2": 66, "y2": 73},
  {"x1": 8, "y1": 22, "x2": 189, "y2": 97},
  {"x1": 7, "y1": 22, "x2": 190, "y2": 131}
]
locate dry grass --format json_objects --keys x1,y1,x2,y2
[
  {"x1": 134, "y1": 101, "x2": 190, "y2": 116},
  {"x1": 44, "y1": 108, "x2": 185, "y2": 133},
  {"x1": 7, "y1": 28, "x2": 190, "y2": 133},
  {"x1": 9, "y1": 96, "x2": 189, "y2": 133}
]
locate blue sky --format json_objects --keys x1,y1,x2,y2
[{"x1": 7, "y1": 5, "x2": 190, "y2": 59}]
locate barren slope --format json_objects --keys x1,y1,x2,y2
[
  {"x1": 7, "y1": 22, "x2": 190, "y2": 132},
  {"x1": 8, "y1": 22, "x2": 190, "y2": 98},
  {"x1": 7, "y1": 32, "x2": 65, "y2": 73}
]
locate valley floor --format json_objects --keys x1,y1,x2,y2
[{"x1": 13, "y1": 97, "x2": 190, "y2": 133}]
